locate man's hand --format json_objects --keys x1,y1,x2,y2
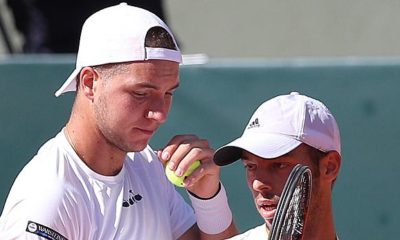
[{"x1": 158, "y1": 134, "x2": 220, "y2": 198}]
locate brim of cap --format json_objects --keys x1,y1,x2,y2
[
  {"x1": 54, "y1": 47, "x2": 182, "y2": 97},
  {"x1": 54, "y1": 68, "x2": 80, "y2": 97},
  {"x1": 213, "y1": 133, "x2": 303, "y2": 166}
]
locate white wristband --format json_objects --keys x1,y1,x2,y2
[{"x1": 188, "y1": 183, "x2": 233, "y2": 234}]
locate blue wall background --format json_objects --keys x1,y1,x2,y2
[{"x1": 1, "y1": 56, "x2": 399, "y2": 239}]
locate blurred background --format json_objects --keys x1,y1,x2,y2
[
  {"x1": 2, "y1": 0, "x2": 400, "y2": 57},
  {"x1": 1, "y1": 1, "x2": 400, "y2": 239}
]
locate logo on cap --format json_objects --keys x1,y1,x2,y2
[{"x1": 247, "y1": 118, "x2": 260, "y2": 129}]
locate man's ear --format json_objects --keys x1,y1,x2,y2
[
  {"x1": 79, "y1": 67, "x2": 98, "y2": 100},
  {"x1": 319, "y1": 151, "x2": 341, "y2": 183}
]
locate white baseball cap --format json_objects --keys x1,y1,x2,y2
[
  {"x1": 55, "y1": 3, "x2": 181, "y2": 97},
  {"x1": 213, "y1": 92, "x2": 341, "y2": 166}
]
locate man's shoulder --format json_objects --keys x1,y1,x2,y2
[
  {"x1": 0, "y1": 130, "x2": 90, "y2": 239},
  {"x1": 35, "y1": 130, "x2": 68, "y2": 159},
  {"x1": 17, "y1": 131, "x2": 70, "y2": 180},
  {"x1": 5, "y1": 130, "x2": 84, "y2": 209}
]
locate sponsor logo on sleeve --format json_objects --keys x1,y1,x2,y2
[{"x1": 26, "y1": 221, "x2": 68, "y2": 240}]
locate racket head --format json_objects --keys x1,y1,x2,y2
[{"x1": 269, "y1": 164, "x2": 312, "y2": 240}]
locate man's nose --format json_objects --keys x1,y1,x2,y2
[
  {"x1": 252, "y1": 173, "x2": 273, "y2": 194},
  {"x1": 146, "y1": 110, "x2": 167, "y2": 123}
]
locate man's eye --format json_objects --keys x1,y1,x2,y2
[
  {"x1": 133, "y1": 91, "x2": 147, "y2": 97},
  {"x1": 274, "y1": 163, "x2": 288, "y2": 169},
  {"x1": 244, "y1": 164, "x2": 256, "y2": 171}
]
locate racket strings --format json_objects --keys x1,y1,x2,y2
[
  {"x1": 283, "y1": 175, "x2": 310, "y2": 239},
  {"x1": 279, "y1": 170, "x2": 311, "y2": 240}
]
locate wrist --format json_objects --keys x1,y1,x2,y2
[
  {"x1": 188, "y1": 182, "x2": 221, "y2": 200},
  {"x1": 188, "y1": 182, "x2": 233, "y2": 234}
]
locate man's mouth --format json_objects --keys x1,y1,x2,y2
[
  {"x1": 259, "y1": 204, "x2": 277, "y2": 220},
  {"x1": 257, "y1": 199, "x2": 279, "y2": 221},
  {"x1": 136, "y1": 128, "x2": 155, "y2": 136}
]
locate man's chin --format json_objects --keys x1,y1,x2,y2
[
  {"x1": 265, "y1": 219, "x2": 273, "y2": 230},
  {"x1": 129, "y1": 143, "x2": 149, "y2": 152},
  {"x1": 120, "y1": 140, "x2": 150, "y2": 153}
]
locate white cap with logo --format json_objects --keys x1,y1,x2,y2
[
  {"x1": 213, "y1": 92, "x2": 341, "y2": 166},
  {"x1": 55, "y1": 2, "x2": 181, "y2": 97}
]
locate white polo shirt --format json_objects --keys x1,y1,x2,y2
[
  {"x1": 228, "y1": 224, "x2": 269, "y2": 239},
  {"x1": 0, "y1": 130, "x2": 196, "y2": 239}
]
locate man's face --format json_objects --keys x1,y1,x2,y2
[
  {"x1": 92, "y1": 60, "x2": 179, "y2": 152},
  {"x1": 241, "y1": 144, "x2": 320, "y2": 230}
]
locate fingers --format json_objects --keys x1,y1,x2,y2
[
  {"x1": 160, "y1": 134, "x2": 213, "y2": 176},
  {"x1": 159, "y1": 134, "x2": 221, "y2": 197},
  {"x1": 182, "y1": 159, "x2": 213, "y2": 188}
]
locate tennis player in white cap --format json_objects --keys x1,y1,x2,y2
[
  {"x1": 214, "y1": 92, "x2": 341, "y2": 240},
  {"x1": 0, "y1": 3, "x2": 237, "y2": 239}
]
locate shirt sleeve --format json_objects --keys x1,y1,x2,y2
[
  {"x1": 0, "y1": 173, "x2": 86, "y2": 240},
  {"x1": 167, "y1": 181, "x2": 197, "y2": 239}
]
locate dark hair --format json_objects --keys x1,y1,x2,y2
[
  {"x1": 306, "y1": 145, "x2": 328, "y2": 166},
  {"x1": 304, "y1": 144, "x2": 339, "y2": 187},
  {"x1": 145, "y1": 26, "x2": 178, "y2": 50},
  {"x1": 305, "y1": 144, "x2": 327, "y2": 178}
]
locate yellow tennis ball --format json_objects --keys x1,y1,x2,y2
[{"x1": 165, "y1": 160, "x2": 201, "y2": 187}]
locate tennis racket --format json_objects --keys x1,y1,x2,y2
[{"x1": 268, "y1": 164, "x2": 312, "y2": 240}]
